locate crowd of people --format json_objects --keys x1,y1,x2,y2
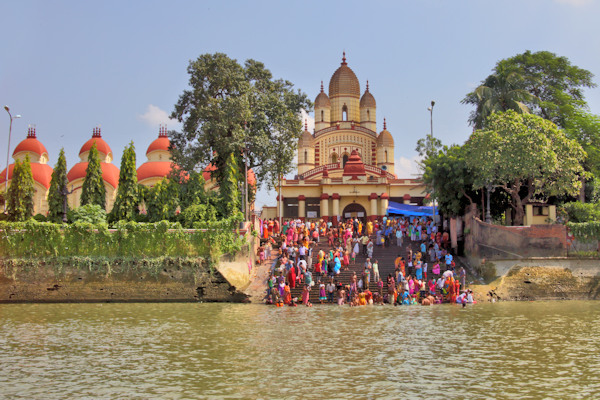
[{"x1": 261, "y1": 215, "x2": 476, "y2": 307}]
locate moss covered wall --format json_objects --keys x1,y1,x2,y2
[{"x1": 0, "y1": 257, "x2": 249, "y2": 303}]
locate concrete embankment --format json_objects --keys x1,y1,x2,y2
[
  {"x1": 0, "y1": 257, "x2": 250, "y2": 303},
  {"x1": 470, "y1": 258, "x2": 600, "y2": 301}
]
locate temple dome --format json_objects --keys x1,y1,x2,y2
[
  {"x1": 377, "y1": 119, "x2": 394, "y2": 147},
  {"x1": 315, "y1": 82, "x2": 331, "y2": 108},
  {"x1": 146, "y1": 125, "x2": 171, "y2": 155},
  {"x1": 67, "y1": 162, "x2": 120, "y2": 189},
  {"x1": 0, "y1": 163, "x2": 53, "y2": 189},
  {"x1": 13, "y1": 127, "x2": 48, "y2": 158},
  {"x1": 137, "y1": 161, "x2": 174, "y2": 182},
  {"x1": 360, "y1": 84, "x2": 376, "y2": 108},
  {"x1": 329, "y1": 53, "x2": 360, "y2": 98},
  {"x1": 79, "y1": 127, "x2": 113, "y2": 159},
  {"x1": 299, "y1": 121, "x2": 314, "y2": 147}
]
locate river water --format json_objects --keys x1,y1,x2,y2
[{"x1": 1, "y1": 301, "x2": 599, "y2": 399}]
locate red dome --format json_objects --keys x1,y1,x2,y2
[
  {"x1": 13, "y1": 137, "x2": 49, "y2": 158},
  {"x1": 146, "y1": 137, "x2": 171, "y2": 155},
  {"x1": 79, "y1": 129, "x2": 113, "y2": 157},
  {"x1": 67, "y1": 162, "x2": 120, "y2": 189},
  {"x1": 137, "y1": 161, "x2": 174, "y2": 182},
  {"x1": 0, "y1": 163, "x2": 53, "y2": 189}
]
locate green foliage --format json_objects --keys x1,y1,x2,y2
[
  {"x1": 560, "y1": 202, "x2": 600, "y2": 223},
  {"x1": 466, "y1": 111, "x2": 585, "y2": 225},
  {"x1": 170, "y1": 52, "x2": 312, "y2": 190},
  {"x1": 110, "y1": 142, "x2": 139, "y2": 222},
  {"x1": 69, "y1": 204, "x2": 107, "y2": 225},
  {"x1": 0, "y1": 217, "x2": 244, "y2": 262},
  {"x1": 47, "y1": 148, "x2": 69, "y2": 223},
  {"x1": 145, "y1": 178, "x2": 180, "y2": 222},
  {"x1": 180, "y1": 204, "x2": 217, "y2": 228},
  {"x1": 463, "y1": 63, "x2": 536, "y2": 129},
  {"x1": 218, "y1": 152, "x2": 241, "y2": 216},
  {"x1": 6, "y1": 155, "x2": 34, "y2": 221},
  {"x1": 80, "y1": 143, "x2": 106, "y2": 209},
  {"x1": 33, "y1": 213, "x2": 46, "y2": 222},
  {"x1": 567, "y1": 221, "x2": 600, "y2": 243},
  {"x1": 463, "y1": 50, "x2": 596, "y2": 130},
  {"x1": 423, "y1": 145, "x2": 478, "y2": 216},
  {"x1": 176, "y1": 170, "x2": 208, "y2": 211}
]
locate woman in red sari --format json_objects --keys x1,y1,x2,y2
[{"x1": 287, "y1": 266, "x2": 297, "y2": 289}]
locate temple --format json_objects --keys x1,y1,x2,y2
[{"x1": 275, "y1": 53, "x2": 426, "y2": 224}]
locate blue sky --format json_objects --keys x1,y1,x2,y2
[{"x1": 2, "y1": 0, "x2": 600, "y2": 208}]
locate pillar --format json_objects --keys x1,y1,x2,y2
[
  {"x1": 320, "y1": 193, "x2": 329, "y2": 222},
  {"x1": 298, "y1": 195, "x2": 306, "y2": 222},
  {"x1": 332, "y1": 193, "x2": 340, "y2": 226},
  {"x1": 549, "y1": 205, "x2": 556, "y2": 222},
  {"x1": 369, "y1": 193, "x2": 378, "y2": 221},
  {"x1": 380, "y1": 193, "x2": 389, "y2": 220},
  {"x1": 525, "y1": 204, "x2": 533, "y2": 226},
  {"x1": 276, "y1": 195, "x2": 283, "y2": 223}
]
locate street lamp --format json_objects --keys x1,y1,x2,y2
[
  {"x1": 4, "y1": 106, "x2": 21, "y2": 213},
  {"x1": 427, "y1": 101, "x2": 435, "y2": 225}
]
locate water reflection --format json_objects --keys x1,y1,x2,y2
[{"x1": 0, "y1": 302, "x2": 599, "y2": 399}]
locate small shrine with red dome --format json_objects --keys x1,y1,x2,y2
[
  {"x1": 0, "y1": 126, "x2": 54, "y2": 215},
  {"x1": 67, "y1": 127, "x2": 120, "y2": 211},
  {"x1": 137, "y1": 125, "x2": 175, "y2": 186}
]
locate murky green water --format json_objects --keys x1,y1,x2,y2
[{"x1": 1, "y1": 301, "x2": 599, "y2": 399}]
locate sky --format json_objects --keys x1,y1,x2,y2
[{"x1": 2, "y1": 0, "x2": 600, "y2": 209}]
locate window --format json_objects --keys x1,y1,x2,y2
[
  {"x1": 321, "y1": 110, "x2": 324, "y2": 122},
  {"x1": 343, "y1": 153, "x2": 349, "y2": 167},
  {"x1": 304, "y1": 150, "x2": 308, "y2": 163},
  {"x1": 342, "y1": 105, "x2": 348, "y2": 121},
  {"x1": 367, "y1": 109, "x2": 370, "y2": 121},
  {"x1": 331, "y1": 153, "x2": 338, "y2": 163},
  {"x1": 385, "y1": 150, "x2": 388, "y2": 163}
]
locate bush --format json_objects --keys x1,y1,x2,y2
[
  {"x1": 68, "y1": 204, "x2": 107, "y2": 225},
  {"x1": 33, "y1": 214, "x2": 47, "y2": 222},
  {"x1": 560, "y1": 202, "x2": 600, "y2": 223}
]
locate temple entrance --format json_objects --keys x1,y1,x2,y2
[{"x1": 342, "y1": 203, "x2": 367, "y2": 224}]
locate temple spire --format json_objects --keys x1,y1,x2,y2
[
  {"x1": 342, "y1": 51, "x2": 347, "y2": 65},
  {"x1": 383, "y1": 118, "x2": 387, "y2": 130}
]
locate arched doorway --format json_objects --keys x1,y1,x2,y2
[{"x1": 342, "y1": 202, "x2": 367, "y2": 224}]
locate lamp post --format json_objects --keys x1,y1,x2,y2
[
  {"x1": 427, "y1": 101, "x2": 435, "y2": 225},
  {"x1": 4, "y1": 106, "x2": 21, "y2": 213}
]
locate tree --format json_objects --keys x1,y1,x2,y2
[
  {"x1": 218, "y1": 152, "x2": 241, "y2": 217},
  {"x1": 497, "y1": 50, "x2": 596, "y2": 129},
  {"x1": 463, "y1": 51, "x2": 596, "y2": 130},
  {"x1": 465, "y1": 111, "x2": 585, "y2": 225},
  {"x1": 6, "y1": 155, "x2": 35, "y2": 221},
  {"x1": 110, "y1": 142, "x2": 139, "y2": 222},
  {"x1": 170, "y1": 53, "x2": 312, "y2": 190},
  {"x1": 462, "y1": 64, "x2": 536, "y2": 129},
  {"x1": 145, "y1": 178, "x2": 179, "y2": 222},
  {"x1": 80, "y1": 143, "x2": 106, "y2": 209},
  {"x1": 422, "y1": 145, "x2": 479, "y2": 216},
  {"x1": 47, "y1": 148, "x2": 69, "y2": 223}
]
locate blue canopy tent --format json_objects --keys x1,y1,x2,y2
[{"x1": 386, "y1": 201, "x2": 438, "y2": 216}]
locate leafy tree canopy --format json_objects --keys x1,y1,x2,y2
[
  {"x1": 170, "y1": 53, "x2": 312, "y2": 190},
  {"x1": 465, "y1": 111, "x2": 585, "y2": 225},
  {"x1": 463, "y1": 50, "x2": 596, "y2": 130}
]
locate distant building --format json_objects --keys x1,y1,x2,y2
[
  {"x1": 137, "y1": 125, "x2": 175, "y2": 186},
  {"x1": 275, "y1": 53, "x2": 426, "y2": 224},
  {"x1": 0, "y1": 126, "x2": 54, "y2": 215},
  {"x1": 67, "y1": 127, "x2": 120, "y2": 211}
]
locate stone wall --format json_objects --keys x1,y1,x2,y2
[
  {"x1": 464, "y1": 206, "x2": 567, "y2": 260},
  {"x1": 0, "y1": 257, "x2": 249, "y2": 303}
]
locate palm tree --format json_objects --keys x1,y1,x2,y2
[{"x1": 463, "y1": 65, "x2": 538, "y2": 129}]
